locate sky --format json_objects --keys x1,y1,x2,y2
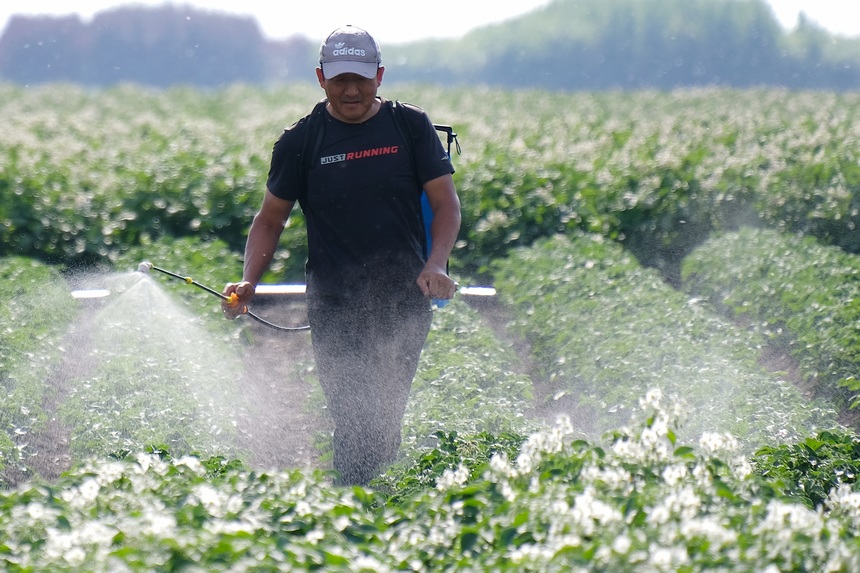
[{"x1": 0, "y1": 0, "x2": 858, "y2": 44}]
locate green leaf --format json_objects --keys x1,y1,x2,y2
[
  {"x1": 459, "y1": 528, "x2": 480, "y2": 553},
  {"x1": 674, "y1": 446, "x2": 696, "y2": 458}
]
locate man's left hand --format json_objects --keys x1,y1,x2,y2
[{"x1": 417, "y1": 262, "x2": 458, "y2": 300}]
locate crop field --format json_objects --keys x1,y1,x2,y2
[{"x1": 2, "y1": 83, "x2": 860, "y2": 570}]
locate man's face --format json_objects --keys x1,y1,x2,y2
[{"x1": 316, "y1": 68, "x2": 384, "y2": 123}]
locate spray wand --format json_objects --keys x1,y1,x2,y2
[{"x1": 137, "y1": 261, "x2": 309, "y2": 332}]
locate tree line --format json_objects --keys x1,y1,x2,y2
[
  {"x1": 1, "y1": 0, "x2": 859, "y2": 90},
  {"x1": 0, "y1": 5, "x2": 315, "y2": 87}
]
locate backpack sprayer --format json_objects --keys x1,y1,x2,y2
[{"x1": 136, "y1": 261, "x2": 310, "y2": 332}]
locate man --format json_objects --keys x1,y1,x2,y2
[{"x1": 222, "y1": 25, "x2": 461, "y2": 486}]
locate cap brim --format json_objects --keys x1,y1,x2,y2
[{"x1": 321, "y1": 61, "x2": 379, "y2": 79}]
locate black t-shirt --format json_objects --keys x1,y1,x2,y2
[{"x1": 267, "y1": 99, "x2": 454, "y2": 298}]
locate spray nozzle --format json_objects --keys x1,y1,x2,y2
[{"x1": 137, "y1": 261, "x2": 153, "y2": 273}]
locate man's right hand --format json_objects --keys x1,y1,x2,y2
[{"x1": 221, "y1": 281, "x2": 255, "y2": 319}]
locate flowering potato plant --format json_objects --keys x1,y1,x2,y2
[
  {"x1": 2, "y1": 84, "x2": 859, "y2": 283},
  {"x1": 2, "y1": 391, "x2": 860, "y2": 572}
]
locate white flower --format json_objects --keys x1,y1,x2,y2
[
  {"x1": 26, "y1": 502, "x2": 46, "y2": 521},
  {"x1": 305, "y1": 527, "x2": 325, "y2": 544},
  {"x1": 752, "y1": 500, "x2": 826, "y2": 560},
  {"x1": 610, "y1": 438, "x2": 635, "y2": 460},
  {"x1": 193, "y1": 484, "x2": 229, "y2": 517},
  {"x1": 95, "y1": 461, "x2": 127, "y2": 486},
  {"x1": 333, "y1": 515, "x2": 350, "y2": 532},
  {"x1": 508, "y1": 543, "x2": 554, "y2": 565},
  {"x1": 137, "y1": 453, "x2": 170, "y2": 476},
  {"x1": 294, "y1": 500, "x2": 312, "y2": 516},
  {"x1": 44, "y1": 520, "x2": 117, "y2": 566},
  {"x1": 64, "y1": 546, "x2": 87, "y2": 566},
  {"x1": 571, "y1": 487, "x2": 623, "y2": 536},
  {"x1": 500, "y1": 480, "x2": 516, "y2": 502},
  {"x1": 679, "y1": 516, "x2": 738, "y2": 547},
  {"x1": 79, "y1": 478, "x2": 100, "y2": 503},
  {"x1": 641, "y1": 388, "x2": 664, "y2": 409},
  {"x1": 731, "y1": 456, "x2": 754, "y2": 480},
  {"x1": 352, "y1": 555, "x2": 385, "y2": 571},
  {"x1": 826, "y1": 484, "x2": 860, "y2": 523},
  {"x1": 141, "y1": 507, "x2": 177, "y2": 537},
  {"x1": 515, "y1": 449, "x2": 537, "y2": 474},
  {"x1": 515, "y1": 416, "x2": 575, "y2": 474},
  {"x1": 662, "y1": 464, "x2": 688, "y2": 487},
  {"x1": 698, "y1": 432, "x2": 739, "y2": 456},
  {"x1": 612, "y1": 534, "x2": 632, "y2": 554},
  {"x1": 175, "y1": 455, "x2": 205, "y2": 476},
  {"x1": 436, "y1": 464, "x2": 470, "y2": 491},
  {"x1": 488, "y1": 452, "x2": 516, "y2": 479},
  {"x1": 581, "y1": 464, "x2": 633, "y2": 493},
  {"x1": 647, "y1": 485, "x2": 702, "y2": 528},
  {"x1": 650, "y1": 545, "x2": 689, "y2": 570}
]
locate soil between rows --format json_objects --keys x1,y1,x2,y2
[{"x1": 234, "y1": 299, "x2": 329, "y2": 473}]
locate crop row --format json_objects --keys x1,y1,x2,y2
[
  {"x1": 4, "y1": 394, "x2": 860, "y2": 571},
  {"x1": 0, "y1": 258, "x2": 77, "y2": 481},
  {"x1": 491, "y1": 232, "x2": 841, "y2": 449},
  {"x1": 1, "y1": 84, "x2": 859, "y2": 285},
  {"x1": 682, "y1": 227, "x2": 860, "y2": 413}
]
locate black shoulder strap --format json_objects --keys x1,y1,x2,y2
[
  {"x1": 297, "y1": 99, "x2": 328, "y2": 203},
  {"x1": 392, "y1": 100, "x2": 423, "y2": 136},
  {"x1": 301, "y1": 99, "x2": 328, "y2": 159},
  {"x1": 392, "y1": 100, "x2": 423, "y2": 177}
]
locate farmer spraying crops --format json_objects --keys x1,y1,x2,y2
[{"x1": 222, "y1": 25, "x2": 461, "y2": 486}]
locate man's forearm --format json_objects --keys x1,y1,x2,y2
[
  {"x1": 428, "y1": 205, "x2": 460, "y2": 269},
  {"x1": 242, "y1": 217, "x2": 284, "y2": 286}
]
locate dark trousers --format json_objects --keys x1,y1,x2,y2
[{"x1": 307, "y1": 289, "x2": 432, "y2": 486}]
